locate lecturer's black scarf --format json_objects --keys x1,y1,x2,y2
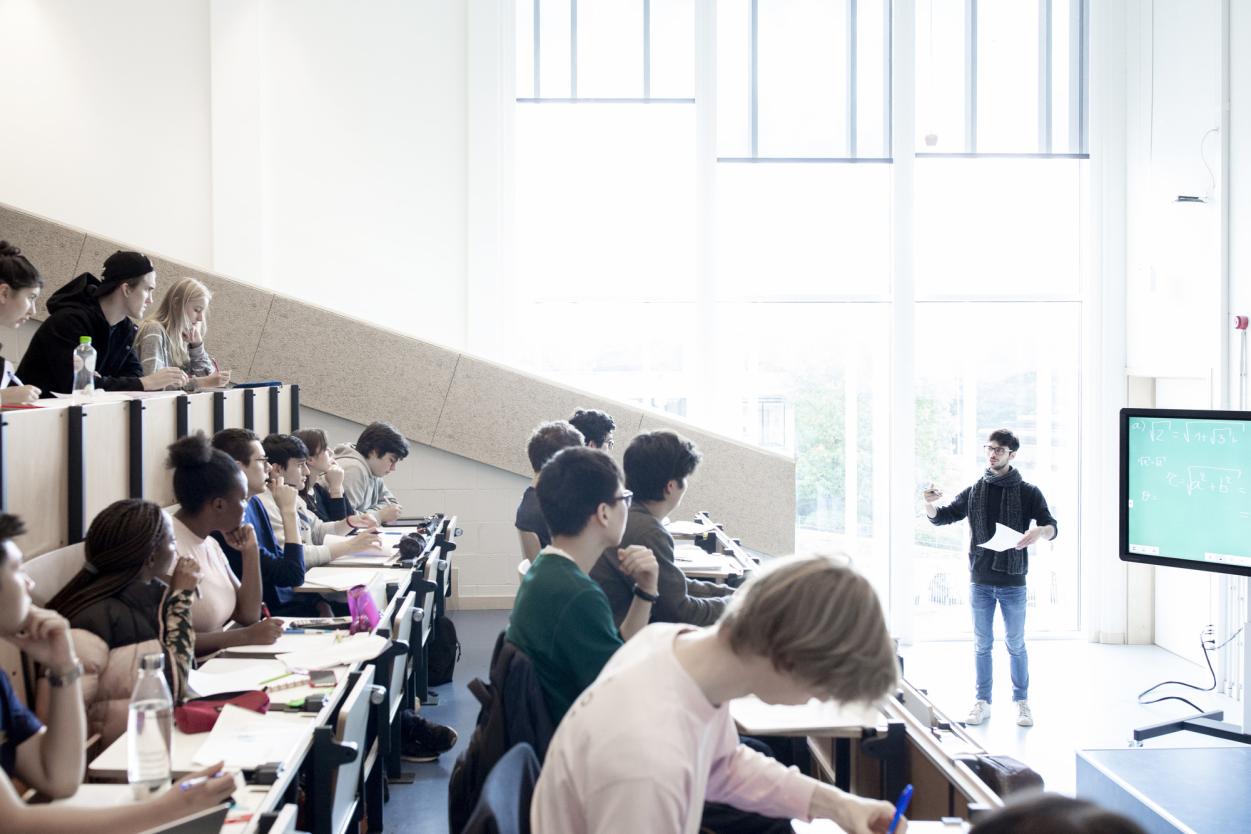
[{"x1": 970, "y1": 466, "x2": 1026, "y2": 575}]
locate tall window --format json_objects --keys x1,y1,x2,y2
[
  {"x1": 911, "y1": 0, "x2": 1087, "y2": 635},
  {"x1": 508, "y1": 0, "x2": 1088, "y2": 636}
]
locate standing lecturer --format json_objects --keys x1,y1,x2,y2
[{"x1": 923, "y1": 428, "x2": 1057, "y2": 729}]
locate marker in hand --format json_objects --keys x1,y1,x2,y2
[{"x1": 888, "y1": 784, "x2": 913, "y2": 834}]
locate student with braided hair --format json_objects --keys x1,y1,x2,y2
[
  {"x1": 45, "y1": 500, "x2": 199, "y2": 747},
  {"x1": 0, "y1": 241, "x2": 44, "y2": 404},
  {"x1": 0, "y1": 512, "x2": 235, "y2": 831},
  {"x1": 166, "y1": 433, "x2": 282, "y2": 654}
]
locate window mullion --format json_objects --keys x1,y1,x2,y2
[
  {"x1": 534, "y1": 0, "x2": 541, "y2": 99},
  {"x1": 965, "y1": 0, "x2": 977, "y2": 153},
  {"x1": 751, "y1": 0, "x2": 759, "y2": 158},
  {"x1": 644, "y1": 0, "x2": 651, "y2": 99},
  {"x1": 1077, "y1": 0, "x2": 1089, "y2": 153},
  {"x1": 570, "y1": 0, "x2": 578, "y2": 98},
  {"x1": 1040, "y1": 0, "x2": 1052, "y2": 154},
  {"x1": 848, "y1": 0, "x2": 858, "y2": 158}
]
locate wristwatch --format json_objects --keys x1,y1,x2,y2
[
  {"x1": 45, "y1": 661, "x2": 84, "y2": 688},
  {"x1": 633, "y1": 585, "x2": 659, "y2": 603}
]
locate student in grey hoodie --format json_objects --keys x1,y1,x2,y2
[{"x1": 333, "y1": 421, "x2": 409, "y2": 522}]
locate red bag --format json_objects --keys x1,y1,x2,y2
[{"x1": 174, "y1": 690, "x2": 270, "y2": 734}]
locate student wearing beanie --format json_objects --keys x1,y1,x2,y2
[{"x1": 16, "y1": 250, "x2": 188, "y2": 396}]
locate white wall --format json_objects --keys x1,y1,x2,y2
[
  {"x1": 1122, "y1": 0, "x2": 1228, "y2": 665},
  {"x1": 210, "y1": 1, "x2": 469, "y2": 351},
  {"x1": 0, "y1": 0, "x2": 213, "y2": 266},
  {"x1": 300, "y1": 407, "x2": 529, "y2": 605},
  {"x1": 0, "y1": 0, "x2": 469, "y2": 351},
  {"x1": 1231, "y1": 3, "x2": 1251, "y2": 395}
]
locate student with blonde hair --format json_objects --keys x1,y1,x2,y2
[
  {"x1": 136, "y1": 276, "x2": 230, "y2": 390},
  {"x1": 532, "y1": 554, "x2": 904, "y2": 834}
]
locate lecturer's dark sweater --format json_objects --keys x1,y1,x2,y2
[{"x1": 929, "y1": 476, "x2": 1058, "y2": 587}]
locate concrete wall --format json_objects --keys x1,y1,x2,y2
[{"x1": 0, "y1": 201, "x2": 797, "y2": 605}]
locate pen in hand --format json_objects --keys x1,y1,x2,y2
[
  {"x1": 888, "y1": 784, "x2": 913, "y2": 834},
  {"x1": 178, "y1": 770, "x2": 225, "y2": 791}
]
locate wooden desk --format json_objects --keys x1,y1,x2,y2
[
  {"x1": 794, "y1": 821, "x2": 970, "y2": 833},
  {"x1": 47, "y1": 780, "x2": 274, "y2": 834},
  {"x1": 732, "y1": 696, "x2": 879, "y2": 738},
  {"x1": 293, "y1": 564, "x2": 413, "y2": 610},
  {"x1": 735, "y1": 682, "x2": 1003, "y2": 822},
  {"x1": 87, "y1": 711, "x2": 319, "y2": 782}
]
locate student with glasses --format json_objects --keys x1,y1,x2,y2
[
  {"x1": 591, "y1": 430, "x2": 735, "y2": 627},
  {"x1": 569, "y1": 407, "x2": 616, "y2": 450},
  {"x1": 505, "y1": 446, "x2": 659, "y2": 724},
  {"x1": 923, "y1": 428, "x2": 1058, "y2": 728}
]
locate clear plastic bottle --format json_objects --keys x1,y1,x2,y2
[
  {"x1": 72, "y1": 336, "x2": 96, "y2": 403},
  {"x1": 127, "y1": 652, "x2": 173, "y2": 799}
]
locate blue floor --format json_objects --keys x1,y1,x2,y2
[{"x1": 386, "y1": 608, "x2": 510, "y2": 834}]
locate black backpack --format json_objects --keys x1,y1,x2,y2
[
  {"x1": 397, "y1": 531, "x2": 429, "y2": 563},
  {"x1": 428, "y1": 614, "x2": 461, "y2": 686}
]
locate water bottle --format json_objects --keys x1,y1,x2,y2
[
  {"x1": 72, "y1": 336, "x2": 96, "y2": 403},
  {"x1": 127, "y1": 652, "x2": 173, "y2": 798}
]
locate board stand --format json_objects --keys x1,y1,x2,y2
[
  {"x1": 1133, "y1": 592, "x2": 1251, "y2": 746},
  {"x1": 1135, "y1": 319, "x2": 1251, "y2": 747}
]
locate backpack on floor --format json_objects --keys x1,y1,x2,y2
[{"x1": 428, "y1": 614, "x2": 461, "y2": 686}]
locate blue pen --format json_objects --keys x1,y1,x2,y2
[{"x1": 887, "y1": 784, "x2": 913, "y2": 834}]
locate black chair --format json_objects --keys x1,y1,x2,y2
[{"x1": 459, "y1": 743, "x2": 542, "y2": 834}]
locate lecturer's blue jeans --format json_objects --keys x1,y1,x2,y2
[{"x1": 971, "y1": 583, "x2": 1029, "y2": 703}]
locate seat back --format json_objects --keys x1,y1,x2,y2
[
  {"x1": 517, "y1": 530, "x2": 541, "y2": 562},
  {"x1": 461, "y1": 742, "x2": 542, "y2": 834},
  {"x1": 331, "y1": 666, "x2": 375, "y2": 834},
  {"x1": 25, "y1": 542, "x2": 86, "y2": 606},
  {"x1": 388, "y1": 591, "x2": 416, "y2": 719}
]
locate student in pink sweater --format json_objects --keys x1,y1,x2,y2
[{"x1": 532, "y1": 554, "x2": 905, "y2": 834}]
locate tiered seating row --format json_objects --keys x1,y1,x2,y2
[{"x1": 1, "y1": 385, "x2": 299, "y2": 559}]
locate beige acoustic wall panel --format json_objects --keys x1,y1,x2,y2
[
  {"x1": 433, "y1": 354, "x2": 648, "y2": 478},
  {"x1": 0, "y1": 204, "x2": 86, "y2": 290},
  {"x1": 250, "y1": 296, "x2": 458, "y2": 445},
  {"x1": 75, "y1": 236, "x2": 274, "y2": 381},
  {"x1": 639, "y1": 414, "x2": 796, "y2": 556},
  {"x1": 1, "y1": 201, "x2": 799, "y2": 560}
]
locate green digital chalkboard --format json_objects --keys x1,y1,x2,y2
[{"x1": 1123, "y1": 410, "x2": 1251, "y2": 574}]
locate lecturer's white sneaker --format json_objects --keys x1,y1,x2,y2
[
  {"x1": 965, "y1": 700, "x2": 991, "y2": 725},
  {"x1": 1015, "y1": 700, "x2": 1034, "y2": 727}
]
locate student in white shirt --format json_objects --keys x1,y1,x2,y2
[
  {"x1": 532, "y1": 554, "x2": 905, "y2": 834},
  {"x1": 0, "y1": 241, "x2": 44, "y2": 404}
]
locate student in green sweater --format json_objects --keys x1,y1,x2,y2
[{"x1": 505, "y1": 446, "x2": 659, "y2": 723}]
